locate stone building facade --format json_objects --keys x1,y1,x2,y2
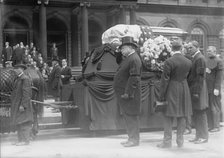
[{"x1": 0, "y1": 0, "x2": 223, "y2": 66}]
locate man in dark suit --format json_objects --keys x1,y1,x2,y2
[
  {"x1": 188, "y1": 40, "x2": 209, "y2": 144},
  {"x1": 206, "y1": 46, "x2": 223, "y2": 132},
  {"x1": 113, "y1": 36, "x2": 142, "y2": 147},
  {"x1": 2, "y1": 42, "x2": 13, "y2": 67},
  {"x1": 60, "y1": 59, "x2": 72, "y2": 125},
  {"x1": 61, "y1": 59, "x2": 72, "y2": 85},
  {"x1": 157, "y1": 40, "x2": 192, "y2": 148},
  {"x1": 48, "y1": 58, "x2": 62, "y2": 101}
]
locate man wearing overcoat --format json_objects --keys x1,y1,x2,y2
[
  {"x1": 10, "y1": 64, "x2": 33, "y2": 145},
  {"x1": 206, "y1": 46, "x2": 223, "y2": 132},
  {"x1": 113, "y1": 36, "x2": 142, "y2": 147},
  {"x1": 187, "y1": 40, "x2": 209, "y2": 144},
  {"x1": 157, "y1": 40, "x2": 192, "y2": 148}
]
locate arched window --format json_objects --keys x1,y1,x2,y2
[
  {"x1": 190, "y1": 27, "x2": 205, "y2": 53},
  {"x1": 219, "y1": 28, "x2": 224, "y2": 57},
  {"x1": 47, "y1": 17, "x2": 67, "y2": 59},
  {"x1": 3, "y1": 15, "x2": 29, "y2": 46},
  {"x1": 163, "y1": 24, "x2": 174, "y2": 28}
]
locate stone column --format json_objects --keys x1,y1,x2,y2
[
  {"x1": 119, "y1": 5, "x2": 126, "y2": 24},
  {"x1": 0, "y1": 1, "x2": 3, "y2": 65},
  {"x1": 71, "y1": 8, "x2": 80, "y2": 66},
  {"x1": 130, "y1": 5, "x2": 137, "y2": 24},
  {"x1": 39, "y1": 0, "x2": 47, "y2": 60},
  {"x1": 80, "y1": 2, "x2": 89, "y2": 59}
]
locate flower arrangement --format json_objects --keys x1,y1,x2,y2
[{"x1": 140, "y1": 35, "x2": 172, "y2": 72}]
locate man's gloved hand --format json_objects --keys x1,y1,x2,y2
[
  {"x1": 206, "y1": 68, "x2": 211, "y2": 74},
  {"x1": 19, "y1": 106, "x2": 25, "y2": 112},
  {"x1": 121, "y1": 93, "x2": 129, "y2": 99},
  {"x1": 214, "y1": 89, "x2": 219, "y2": 96}
]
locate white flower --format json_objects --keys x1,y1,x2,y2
[
  {"x1": 151, "y1": 59, "x2": 156, "y2": 64},
  {"x1": 140, "y1": 35, "x2": 172, "y2": 71},
  {"x1": 144, "y1": 56, "x2": 150, "y2": 61},
  {"x1": 154, "y1": 54, "x2": 159, "y2": 59}
]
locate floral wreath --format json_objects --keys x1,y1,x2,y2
[{"x1": 140, "y1": 35, "x2": 172, "y2": 72}]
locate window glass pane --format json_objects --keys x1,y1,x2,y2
[{"x1": 191, "y1": 27, "x2": 204, "y2": 53}]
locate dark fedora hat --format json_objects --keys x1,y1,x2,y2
[
  {"x1": 14, "y1": 64, "x2": 27, "y2": 70},
  {"x1": 119, "y1": 36, "x2": 138, "y2": 49}
]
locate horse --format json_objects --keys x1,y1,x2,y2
[{"x1": 0, "y1": 66, "x2": 45, "y2": 136}]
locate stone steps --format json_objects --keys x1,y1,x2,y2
[{"x1": 38, "y1": 98, "x2": 63, "y2": 130}]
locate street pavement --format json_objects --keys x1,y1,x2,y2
[{"x1": 1, "y1": 125, "x2": 224, "y2": 158}]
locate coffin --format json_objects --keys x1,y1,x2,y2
[{"x1": 72, "y1": 25, "x2": 187, "y2": 130}]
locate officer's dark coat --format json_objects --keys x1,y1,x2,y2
[
  {"x1": 159, "y1": 53, "x2": 192, "y2": 117},
  {"x1": 10, "y1": 73, "x2": 33, "y2": 127},
  {"x1": 113, "y1": 53, "x2": 142, "y2": 115}
]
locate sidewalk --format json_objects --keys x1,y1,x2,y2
[{"x1": 1, "y1": 126, "x2": 224, "y2": 158}]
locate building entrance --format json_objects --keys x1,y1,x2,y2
[
  {"x1": 3, "y1": 30, "x2": 29, "y2": 46},
  {"x1": 3, "y1": 15, "x2": 30, "y2": 47}
]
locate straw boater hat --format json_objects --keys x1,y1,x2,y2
[{"x1": 119, "y1": 36, "x2": 138, "y2": 49}]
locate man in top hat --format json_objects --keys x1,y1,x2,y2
[
  {"x1": 206, "y1": 46, "x2": 223, "y2": 132},
  {"x1": 48, "y1": 58, "x2": 62, "y2": 102},
  {"x1": 11, "y1": 64, "x2": 33, "y2": 145},
  {"x1": 157, "y1": 40, "x2": 192, "y2": 148},
  {"x1": 113, "y1": 36, "x2": 142, "y2": 147},
  {"x1": 187, "y1": 40, "x2": 209, "y2": 144}
]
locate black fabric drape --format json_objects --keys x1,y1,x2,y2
[{"x1": 87, "y1": 81, "x2": 115, "y2": 101}]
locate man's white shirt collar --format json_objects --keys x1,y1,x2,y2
[
  {"x1": 192, "y1": 51, "x2": 200, "y2": 58},
  {"x1": 172, "y1": 51, "x2": 181, "y2": 56}
]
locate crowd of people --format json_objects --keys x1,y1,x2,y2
[
  {"x1": 1, "y1": 38, "x2": 223, "y2": 147},
  {"x1": 1, "y1": 41, "x2": 72, "y2": 146},
  {"x1": 2, "y1": 42, "x2": 51, "y2": 78},
  {"x1": 114, "y1": 36, "x2": 223, "y2": 148}
]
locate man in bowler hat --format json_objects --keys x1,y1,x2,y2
[
  {"x1": 11, "y1": 64, "x2": 33, "y2": 145},
  {"x1": 113, "y1": 36, "x2": 142, "y2": 147}
]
